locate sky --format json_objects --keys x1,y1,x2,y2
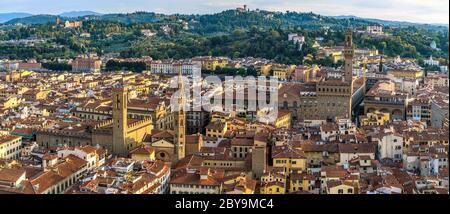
[{"x1": 0, "y1": 0, "x2": 448, "y2": 24}]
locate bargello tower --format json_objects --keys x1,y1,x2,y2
[
  {"x1": 111, "y1": 81, "x2": 154, "y2": 157},
  {"x1": 112, "y1": 82, "x2": 129, "y2": 156},
  {"x1": 315, "y1": 30, "x2": 354, "y2": 120}
]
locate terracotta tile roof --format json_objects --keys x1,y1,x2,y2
[
  {"x1": 170, "y1": 168, "x2": 224, "y2": 186},
  {"x1": 18, "y1": 166, "x2": 43, "y2": 180},
  {"x1": 231, "y1": 137, "x2": 254, "y2": 146},
  {"x1": 279, "y1": 83, "x2": 308, "y2": 97},
  {"x1": 130, "y1": 145, "x2": 155, "y2": 155},
  {"x1": 326, "y1": 180, "x2": 344, "y2": 189},
  {"x1": 125, "y1": 173, "x2": 158, "y2": 194},
  {"x1": 42, "y1": 153, "x2": 58, "y2": 161},
  {"x1": 128, "y1": 99, "x2": 158, "y2": 110},
  {"x1": 301, "y1": 143, "x2": 339, "y2": 153},
  {"x1": 151, "y1": 129, "x2": 175, "y2": 140},
  {"x1": 78, "y1": 145, "x2": 97, "y2": 154},
  {"x1": 174, "y1": 154, "x2": 204, "y2": 170},
  {"x1": 30, "y1": 155, "x2": 87, "y2": 194},
  {"x1": 143, "y1": 160, "x2": 169, "y2": 177},
  {"x1": 0, "y1": 134, "x2": 21, "y2": 145},
  {"x1": 0, "y1": 180, "x2": 36, "y2": 194},
  {"x1": 206, "y1": 121, "x2": 226, "y2": 130},
  {"x1": 321, "y1": 122, "x2": 339, "y2": 132},
  {"x1": 272, "y1": 146, "x2": 306, "y2": 159},
  {"x1": 290, "y1": 172, "x2": 317, "y2": 181},
  {"x1": 338, "y1": 143, "x2": 376, "y2": 154},
  {"x1": 199, "y1": 147, "x2": 227, "y2": 154},
  {"x1": 0, "y1": 168, "x2": 25, "y2": 183},
  {"x1": 321, "y1": 165, "x2": 348, "y2": 178},
  {"x1": 10, "y1": 128, "x2": 33, "y2": 135},
  {"x1": 30, "y1": 171, "x2": 64, "y2": 194}
]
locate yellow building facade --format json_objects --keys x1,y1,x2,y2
[
  {"x1": 273, "y1": 157, "x2": 307, "y2": 174},
  {"x1": 260, "y1": 64, "x2": 273, "y2": 76},
  {"x1": 202, "y1": 59, "x2": 229, "y2": 71},
  {"x1": 0, "y1": 96, "x2": 20, "y2": 110},
  {"x1": 327, "y1": 182, "x2": 358, "y2": 194},
  {"x1": 289, "y1": 173, "x2": 316, "y2": 193},
  {"x1": 260, "y1": 182, "x2": 286, "y2": 194},
  {"x1": 205, "y1": 122, "x2": 228, "y2": 138},
  {"x1": 360, "y1": 111, "x2": 390, "y2": 126},
  {"x1": 272, "y1": 65, "x2": 296, "y2": 81},
  {"x1": 274, "y1": 110, "x2": 291, "y2": 128},
  {"x1": 387, "y1": 69, "x2": 424, "y2": 79},
  {"x1": 0, "y1": 134, "x2": 22, "y2": 160}
]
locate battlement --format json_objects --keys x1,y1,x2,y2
[
  {"x1": 35, "y1": 128, "x2": 91, "y2": 138},
  {"x1": 94, "y1": 119, "x2": 113, "y2": 129},
  {"x1": 127, "y1": 116, "x2": 152, "y2": 129}
]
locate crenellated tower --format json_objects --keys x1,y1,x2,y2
[
  {"x1": 112, "y1": 80, "x2": 129, "y2": 156},
  {"x1": 344, "y1": 30, "x2": 354, "y2": 118},
  {"x1": 344, "y1": 30, "x2": 354, "y2": 84},
  {"x1": 176, "y1": 70, "x2": 186, "y2": 161},
  {"x1": 315, "y1": 30, "x2": 355, "y2": 121}
]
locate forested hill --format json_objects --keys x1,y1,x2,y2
[
  {"x1": 332, "y1": 15, "x2": 449, "y2": 31},
  {"x1": 5, "y1": 10, "x2": 379, "y2": 30},
  {"x1": 5, "y1": 9, "x2": 447, "y2": 32},
  {"x1": 0, "y1": 9, "x2": 448, "y2": 66},
  {"x1": 5, "y1": 12, "x2": 163, "y2": 25}
]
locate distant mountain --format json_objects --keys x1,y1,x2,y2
[
  {"x1": 0, "y1": 12, "x2": 32, "y2": 23},
  {"x1": 333, "y1": 15, "x2": 449, "y2": 30},
  {"x1": 5, "y1": 11, "x2": 161, "y2": 25},
  {"x1": 98, "y1": 12, "x2": 162, "y2": 24},
  {"x1": 4, "y1": 11, "x2": 101, "y2": 25},
  {"x1": 6, "y1": 15, "x2": 58, "y2": 25},
  {"x1": 59, "y1": 11, "x2": 102, "y2": 18}
]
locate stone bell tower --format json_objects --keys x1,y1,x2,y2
[
  {"x1": 112, "y1": 81, "x2": 128, "y2": 156},
  {"x1": 344, "y1": 30, "x2": 354, "y2": 84},
  {"x1": 176, "y1": 70, "x2": 186, "y2": 161}
]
